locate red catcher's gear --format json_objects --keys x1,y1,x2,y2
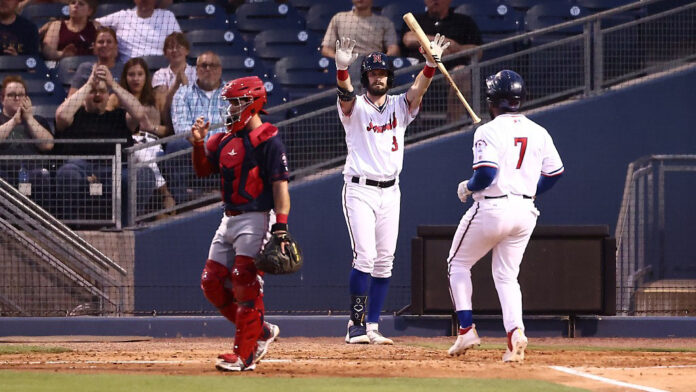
[
  {"x1": 200, "y1": 259, "x2": 238, "y2": 323},
  {"x1": 220, "y1": 76, "x2": 268, "y2": 133}
]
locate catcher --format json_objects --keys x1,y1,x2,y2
[{"x1": 191, "y1": 76, "x2": 299, "y2": 372}]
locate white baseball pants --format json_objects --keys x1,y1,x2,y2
[{"x1": 448, "y1": 197, "x2": 539, "y2": 332}]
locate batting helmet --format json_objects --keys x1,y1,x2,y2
[
  {"x1": 485, "y1": 70, "x2": 526, "y2": 112},
  {"x1": 360, "y1": 52, "x2": 394, "y2": 89},
  {"x1": 220, "y1": 76, "x2": 267, "y2": 133}
]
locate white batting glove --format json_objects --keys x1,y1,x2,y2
[
  {"x1": 423, "y1": 33, "x2": 451, "y2": 68},
  {"x1": 457, "y1": 180, "x2": 472, "y2": 203},
  {"x1": 335, "y1": 37, "x2": 358, "y2": 71}
]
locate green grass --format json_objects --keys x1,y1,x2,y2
[
  {"x1": 0, "y1": 371, "x2": 587, "y2": 392},
  {"x1": 407, "y1": 342, "x2": 696, "y2": 353},
  {"x1": 0, "y1": 345, "x2": 72, "y2": 355}
]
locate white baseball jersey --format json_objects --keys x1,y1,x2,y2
[
  {"x1": 471, "y1": 113, "x2": 563, "y2": 200},
  {"x1": 338, "y1": 93, "x2": 418, "y2": 181}
]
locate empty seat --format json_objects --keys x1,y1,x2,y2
[
  {"x1": 506, "y1": 0, "x2": 553, "y2": 12},
  {"x1": 287, "y1": 0, "x2": 314, "y2": 14},
  {"x1": 20, "y1": 3, "x2": 69, "y2": 27},
  {"x1": 274, "y1": 54, "x2": 334, "y2": 99},
  {"x1": 140, "y1": 55, "x2": 169, "y2": 74},
  {"x1": 23, "y1": 77, "x2": 66, "y2": 106},
  {"x1": 232, "y1": 3, "x2": 304, "y2": 40},
  {"x1": 455, "y1": 3, "x2": 522, "y2": 43},
  {"x1": 390, "y1": 56, "x2": 418, "y2": 86},
  {"x1": 524, "y1": 2, "x2": 587, "y2": 45},
  {"x1": 169, "y1": 2, "x2": 228, "y2": 32},
  {"x1": 218, "y1": 54, "x2": 268, "y2": 78},
  {"x1": 186, "y1": 28, "x2": 251, "y2": 58},
  {"x1": 304, "y1": 3, "x2": 348, "y2": 34},
  {"x1": 380, "y1": 3, "x2": 428, "y2": 29},
  {"x1": 253, "y1": 29, "x2": 321, "y2": 65},
  {"x1": 0, "y1": 55, "x2": 50, "y2": 77},
  {"x1": 94, "y1": 3, "x2": 131, "y2": 18},
  {"x1": 55, "y1": 55, "x2": 96, "y2": 87}
]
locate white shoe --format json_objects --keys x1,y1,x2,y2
[
  {"x1": 254, "y1": 322, "x2": 280, "y2": 363},
  {"x1": 367, "y1": 329, "x2": 394, "y2": 345},
  {"x1": 448, "y1": 324, "x2": 481, "y2": 356},
  {"x1": 215, "y1": 353, "x2": 256, "y2": 372},
  {"x1": 502, "y1": 327, "x2": 528, "y2": 362},
  {"x1": 345, "y1": 320, "x2": 370, "y2": 344}
]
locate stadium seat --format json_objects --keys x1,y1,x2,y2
[
  {"x1": 390, "y1": 56, "x2": 418, "y2": 86},
  {"x1": 54, "y1": 55, "x2": 96, "y2": 88},
  {"x1": 0, "y1": 55, "x2": 50, "y2": 77},
  {"x1": 218, "y1": 54, "x2": 268, "y2": 78},
  {"x1": 287, "y1": 0, "x2": 314, "y2": 15},
  {"x1": 232, "y1": 3, "x2": 304, "y2": 41},
  {"x1": 94, "y1": 3, "x2": 131, "y2": 18},
  {"x1": 140, "y1": 55, "x2": 169, "y2": 74},
  {"x1": 186, "y1": 28, "x2": 251, "y2": 58},
  {"x1": 524, "y1": 2, "x2": 587, "y2": 45},
  {"x1": 20, "y1": 3, "x2": 69, "y2": 27},
  {"x1": 506, "y1": 0, "x2": 554, "y2": 12},
  {"x1": 305, "y1": 3, "x2": 349, "y2": 34},
  {"x1": 454, "y1": 2, "x2": 523, "y2": 61},
  {"x1": 253, "y1": 29, "x2": 321, "y2": 67},
  {"x1": 168, "y1": 2, "x2": 228, "y2": 32},
  {"x1": 274, "y1": 54, "x2": 335, "y2": 99},
  {"x1": 380, "y1": 3, "x2": 428, "y2": 29},
  {"x1": 575, "y1": 0, "x2": 644, "y2": 28},
  {"x1": 31, "y1": 104, "x2": 58, "y2": 132},
  {"x1": 23, "y1": 77, "x2": 66, "y2": 106}
]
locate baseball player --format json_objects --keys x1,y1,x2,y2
[
  {"x1": 191, "y1": 76, "x2": 290, "y2": 372},
  {"x1": 335, "y1": 35, "x2": 450, "y2": 344},
  {"x1": 446, "y1": 70, "x2": 564, "y2": 362}
]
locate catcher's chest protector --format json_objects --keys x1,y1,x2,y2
[{"x1": 216, "y1": 127, "x2": 275, "y2": 205}]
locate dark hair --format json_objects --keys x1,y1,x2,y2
[
  {"x1": 1, "y1": 75, "x2": 27, "y2": 99},
  {"x1": 119, "y1": 58, "x2": 156, "y2": 107},
  {"x1": 163, "y1": 32, "x2": 190, "y2": 52},
  {"x1": 95, "y1": 26, "x2": 118, "y2": 44}
]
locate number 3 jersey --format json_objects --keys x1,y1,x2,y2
[
  {"x1": 471, "y1": 113, "x2": 563, "y2": 200},
  {"x1": 337, "y1": 93, "x2": 418, "y2": 180}
]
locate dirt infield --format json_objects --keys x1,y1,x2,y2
[{"x1": 1, "y1": 336, "x2": 695, "y2": 391}]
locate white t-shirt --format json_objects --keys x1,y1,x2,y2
[
  {"x1": 471, "y1": 113, "x2": 564, "y2": 200},
  {"x1": 96, "y1": 8, "x2": 181, "y2": 63},
  {"x1": 152, "y1": 64, "x2": 197, "y2": 89},
  {"x1": 338, "y1": 93, "x2": 418, "y2": 180}
]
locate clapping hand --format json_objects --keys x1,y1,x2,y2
[{"x1": 189, "y1": 116, "x2": 210, "y2": 144}]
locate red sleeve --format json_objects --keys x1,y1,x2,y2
[{"x1": 192, "y1": 141, "x2": 214, "y2": 177}]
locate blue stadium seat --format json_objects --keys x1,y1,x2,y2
[
  {"x1": 305, "y1": 3, "x2": 349, "y2": 34},
  {"x1": 575, "y1": 0, "x2": 644, "y2": 28},
  {"x1": 380, "y1": 3, "x2": 428, "y2": 29},
  {"x1": 232, "y1": 3, "x2": 304, "y2": 40},
  {"x1": 31, "y1": 104, "x2": 58, "y2": 132},
  {"x1": 95, "y1": 3, "x2": 131, "y2": 18},
  {"x1": 505, "y1": 0, "x2": 555, "y2": 12},
  {"x1": 20, "y1": 3, "x2": 69, "y2": 27},
  {"x1": 186, "y1": 28, "x2": 251, "y2": 58},
  {"x1": 455, "y1": 3, "x2": 522, "y2": 43},
  {"x1": 287, "y1": 0, "x2": 314, "y2": 15},
  {"x1": 218, "y1": 54, "x2": 268, "y2": 78},
  {"x1": 54, "y1": 55, "x2": 96, "y2": 88},
  {"x1": 524, "y1": 2, "x2": 587, "y2": 45},
  {"x1": 274, "y1": 54, "x2": 334, "y2": 99},
  {"x1": 169, "y1": 2, "x2": 228, "y2": 32},
  {"x1": 390, "y1": 56, "x2": 418, "y2": 86},
  {"x1": 140, "y1": 55, "x2": 169, "y2": 74},
  {"x1": 23, "y1": 77, "x2": 66, "y2": 106},
  {"x1": 253, "y1": 29, "x2": 321, "y2": 67},
  {"x1": 0, "y1": 55, "x2": 50, "y2": 78}
]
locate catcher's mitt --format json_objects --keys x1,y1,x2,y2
[{"x1": 255, "y1": 231, "x2": 303, "y2": 274}]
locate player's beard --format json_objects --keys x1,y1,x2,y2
[{"x1": 367, "y1": 83, "x2": 388, "y2": 96}]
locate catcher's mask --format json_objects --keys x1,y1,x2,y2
[
  {"x1": 485, "y1": 69, "x2": 526, "y2": 112},
  {"x1": 219, "y1": 76, "x2": 268, "y2": 133},
  {"x1": 360, "y1": 52, "x2": 394, "y2": 89}
]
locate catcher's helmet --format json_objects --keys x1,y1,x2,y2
[
  {"x1": 360, "y1": 52, "x2": 394, "y2": 89},
  {"x1": 219, "y1": 76, "x2": 267, "y2": 133},
  {"x1": 485, "y1": 70, "x2": 526, "y2": 112}
]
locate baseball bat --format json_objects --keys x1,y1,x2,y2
[{"x1": 402, "y1": 12, "x2": 481, "y2": 124}]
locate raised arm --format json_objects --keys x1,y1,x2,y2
[
  {"x1": 405, "y1": 34, "x2": 450, "y2": 112},
  {"x1": 21, "y1": 96, "x2": 54, "y2": 151},
  {"x1": 335, "y1": 37, "x2": 359, "y2": 116},
  {"x1": 56, "y1": 66, "x2": 97, "y2": 131}
]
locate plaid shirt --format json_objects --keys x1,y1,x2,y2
[{"x1": 171, "y1": 80, "x2": 226, "y2": 140}]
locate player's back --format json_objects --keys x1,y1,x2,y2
[{"x1": 472, "y1": 113, "x2": 561, "y2": 199}]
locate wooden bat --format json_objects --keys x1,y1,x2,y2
[{"x1": 402, "y1": 12, "x2": 481, "y2": 124}]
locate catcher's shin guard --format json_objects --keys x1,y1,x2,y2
[
  {"x1": 200, "y1": 260, "x2": 237, "y2": 323},
  {"x1": 231, "y1": 255, "x2": 263, "y2": 364}
]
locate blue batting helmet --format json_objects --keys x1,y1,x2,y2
[
  {"x1": 485, "y1": 70, "x2": 526, "y2": 111},
  {"x1": 360, "y1": 52, "x2": 394, "y2": 88}
]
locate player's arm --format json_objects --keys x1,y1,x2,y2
[
  {"x1": 406, "y1": 34, "x2": 451, "y2": 112},
  {"x1": 335, "y1": 37, "x2": 359, "y2": 116},
  {"x1": 190, "y1": 116, "x2": 215, "y2": 177},
  {"x1": 537, "y1": 133, "x2": 565, "y2": 196},
  {"x1": 536, "y1": 171, "x2": 563, "y2": 195}
]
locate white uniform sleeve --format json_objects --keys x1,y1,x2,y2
[
  {"x1": 472, "y1": 126, "x2": 499, "y2": 170},
  {"x1": 541, "y1": 132, "x2": 564, "y2": 176},
  {"x1": 337, "y1": 96, "x2": 355, "y2": 128},
  {"x1": 397, "y1": 92, "x2": 418, "y2": 126}
]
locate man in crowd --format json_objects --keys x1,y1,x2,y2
[{"x1": 0, "y1": 0, "x2": 39, "y2": 55}]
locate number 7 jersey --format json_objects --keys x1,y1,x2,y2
[{"x1": 471, "y1": 113, "x2": 563, "y2": 200}]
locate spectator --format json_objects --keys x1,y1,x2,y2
[
  {"x1": 41, "y1": 0, "x2": 99, "y2": 61},
  {"x1": 400, "y1": 0, "x2": 482, "y2": 121},
  {"x1": 0, "y1": 75, "x2": 53, "y2": 203},
  {"x1": 153, "y1": 32, "x2": 196, "y2": 137},
  {"x1": 68, "y1": 27, "x2": 124, "y2": 97},
  {"x1": 166, "y1": 50, "x2": 225, "y2": 203},
  {"x1": 108, "y1": 57, "x2": 176, "y2": 214},
  {"x1": 54, "y1": 65, "x2": 156, "y2": 222},
  {"x1": 321, "y1": 0, "x2": 399, "y2": 59},
  {"x1": 0, "y1": 0, "x2": 40, "y2": 55},
  {"x1": 96, "y1": 0, "x2": 181, "y2": 63}
]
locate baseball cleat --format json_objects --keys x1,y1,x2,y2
[
  {"x1": 345, "y1": 320, "x2": 370, "y2": 344},
  {"x1": 367, "y1": 329, "x2": 394, "y2": 345},
  {"x1": 502, "y1": 327, "x2": 528, "y2": 362},
  {"x1": 448, "y1": 324, "x2": 481, "y2": 356},
  {"x1": 215, "y1": 353, "x2": 256, "y2": 372},
  {"x1": 255, "y1": 321, "x2": 280, "y2": 363}
]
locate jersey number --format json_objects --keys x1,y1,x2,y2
[
  {"x1": 391, "y1": 136, "x2": 398, "y2": 152},
  {"x1": 514, "y1": 137, "x2": 527, "y2": 169}
]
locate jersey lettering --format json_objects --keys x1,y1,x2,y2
[
  {"x1": 514, "y1": 137, "x2": 528, "y2": 169},
  {"x1": 365, "y1": 112, "x2": 397, "y2": 133},
  {"x1": 391, "y1": 135, "x2": 398, "y2": 152}
]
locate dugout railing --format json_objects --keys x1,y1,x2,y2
[
  {"x1": 121, "y1": 0, "x2": 696, "y2": 226},
  {"x1": 615, "y1": 155, "x2": 696, "y2": 316}
]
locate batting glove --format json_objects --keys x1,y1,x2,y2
[
  {"x1": 457, "y1": 180, "x2": 472, "y2": 203},
  {"x1": 335, "y1": 37, "x2": 358, "y2": 71},
  {"x1": 423, "y1": 33, "x2": 451, "y2": 68}
]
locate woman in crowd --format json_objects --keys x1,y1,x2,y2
[
  {"x1": 68, "y1": 26, "x2": 123, "y2": 96},
  {"x1": 42, "y1": 0, "x2": 99, "y2": 61}
]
